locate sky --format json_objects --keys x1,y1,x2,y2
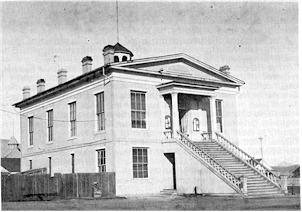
[{"x1": 0, "y1": 1, "x2": 299, "y2": 166}]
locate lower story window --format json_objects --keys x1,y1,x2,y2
[
  {"x1": 132, "y1": 148, "x2": 148, "y2": 178},
  {"x1": 97, "y1": 149, "x2": 106, "y2": 172}
]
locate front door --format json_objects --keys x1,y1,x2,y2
[
  {"x1": 164, "y1": 153, "x2": 176, "y2": 190},
  {"x1": 179, "y1": 99, "x2": 208, "y2": 141}
]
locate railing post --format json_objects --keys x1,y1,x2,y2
[
  {"x1": 280, "y1": 175, "x2": 288, "y2": 194},
  {"x1": 240, "y1": 175, "x2": 248, "y2": 195}
]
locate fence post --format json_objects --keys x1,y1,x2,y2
[
  {"x1": 240, "y1": 175, "x2": 248, "y2": 195},
  {"x1": 280, "y1": 175, "x2": 288, "y2": 194}
]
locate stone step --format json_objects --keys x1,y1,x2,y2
[{"x1": 160, "y1": 189, "x2": 177, "y2": 195}]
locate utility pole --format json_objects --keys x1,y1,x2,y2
[{"x1": 258, "y1": 136, "x2": 264, "y2": 162}]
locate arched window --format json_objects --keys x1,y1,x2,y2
[
  {"x1": 114, "y1": 56, "x2": 119, "y2": 62},
  {"x1": 193, "y1": 118, "x2": 199, "y2": 131},
  {"x1": 165, "y1": 115, "x2": 171, "y2": 129},
  {"x1": 122, "y1": 56, "x2": 127, "y2": 61}
]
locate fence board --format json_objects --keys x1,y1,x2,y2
[{"x1": 1, "y1": 172, "x2": 115, "y2": 202}]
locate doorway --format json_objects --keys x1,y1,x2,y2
[{"x1": 164, "y1": 153, "x2": 176, "y2": 190}]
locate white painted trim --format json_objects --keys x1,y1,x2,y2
[
  {"x1": 28, "y1": 115, "x2": 34, "y2": 148},
  {"x1": 46, "y1": 109, "x2": 54, "y2": 143},
  {"x1": 22, "y1": 139, "x2": 110, "y2": 157},
  {"x1": 130, "y1": 90, "x2": 148, "y2": 130},
  {"x1": 68, "y1": 101, "x2": 77, "y2": 138},
  {"x1": 159, "y1": 87, "x2": 216, "y2": 96},
  {"x1": 112, "y1": 53, "x2": 245, "y2": 85},
  {"x1": 131, "y1": 146, "x2": 150, "y2": 179},
  {"x1": 215, "y1": 87, "x2": 239, "y2": 95},
  {"x1": 67, "y1": 99, "x2": 77, "y2": 104},
  {"x1": 95, "y1": 147, "x2": 106, "y2": 173},
  {"x1": 20, "y1": 77, "x2": 108, "y2": 114}
]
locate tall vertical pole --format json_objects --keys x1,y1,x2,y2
[
  {"x1": 116, "y1": 0, "x2": 119, "y2": 43},
  {"x1": 258, "y1": 136, "x2": 263, "y2": 161}
]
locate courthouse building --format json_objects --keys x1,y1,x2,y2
[{"x1": 14, "y1": 43, "x2": 284, "y2": 196}]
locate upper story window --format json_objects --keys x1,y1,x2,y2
[
  {"x1": 47, "y1": 110, "x2": 53, "y2": 142},
  {"x1": 131, "y1": 91, "x2": 146, "y2": 129},
  {"x1": 97, "y1": 149, "x2": 106, "y2": 173},
  {"x1": 133, "y1": 148, "x2": 148, "y2": 178},
  {"x1": 114, "y1": 56, "x2": 119, "y2": 62},
  {"x1": 28, "y1": 116, "x2": 34, "y2": 146},
  {"x1": 69, "y1": 102, "x2": 76, "y2": 137},
  {"x1": 193, "y1": 118, "x2": 200, "y2": 131},
  {"x1": 96, "y1": 92, "x2": 105, "y2": 131},
  {"x1": 215, "y1": 99, "x2": 223, "y2": 133}
]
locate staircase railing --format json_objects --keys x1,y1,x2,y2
[
  {"x1": 214, "y1": 132, "x2": 280, "y2": 186},
  {"x1": 176, "y1": 131, "x2": 243, "y2": 194}
]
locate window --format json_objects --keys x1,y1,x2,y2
[
  {"x1": 122, "y1": 56, "x2": 127, "y2": 61},
  {"x1": 28, "y1": 116, "x2": 34, "y2": 146},
  {"x1": 132, "y1": 148, "x2": 148, "y2": 178},
  {"x1": 114, "y1": 56, "x2": 119, "y2": 62},
  {"x1": 165, "y1": 115, "x2": 171, "y2": 129},
  {"x1": 193, "y1": 118, "x2": 200, "y2": 131},
  {"x1": 97, "y1": 149, "x2": 106, "y2": 172},
  {"x1": 47, "y1": 110, "x2": 53, "y2": 141},
  {"x1": 96, "y1": 92, "x2": 105, "y2": 131},
  {"x1": 49, "y1": 157, "x2": 52, "y2": 175},
  {"x1": 69, "y1": 102, "x2": 76, "y2": 137},
  {"x1": 29, "y1": 160, "x2": 32, "y2": 170},
  {"x1": 131, "y1": 91, "x2": 146, "y2": 129},
  {"x1": 71, "y1": 154, "x2": 75, "y2": 173},
  {"x1": 216, "y1": 100, "x2": 223, "y2": 133}
]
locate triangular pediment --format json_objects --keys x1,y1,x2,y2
[{"x1": 113, "y1": 54, "x2": 244, "y2": 85}]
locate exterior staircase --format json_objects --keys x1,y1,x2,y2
[{"x1": 175, "y1": 131, "x2": 284, "y2": 197}]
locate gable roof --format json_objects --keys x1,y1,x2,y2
[
  {"x1": 3, "y1": 148, "x2": 21, "y2": 158},
  {"x1": 111, "y1": 53, "x2": 245, "y2": 86},
  {"x1": 271, "y1": 164, "x2": 300, "y2": 175},
  {"x1": 8, "y1": 136, "x2": 19, "y2": 145}
]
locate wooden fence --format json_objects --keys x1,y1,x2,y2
[{"x1": 1, "y1": 172, "x2": 115, "y2": 202}]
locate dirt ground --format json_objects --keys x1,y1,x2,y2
[{"x1": 1, "y1": 194, "x2": 300, "y2": 211}]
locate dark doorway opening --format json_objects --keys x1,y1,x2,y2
[{"x1": 164, "y1": 153, "x2": 176, "y2": 189}]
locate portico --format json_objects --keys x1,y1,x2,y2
[{"x1": 157, "y1": 81, "x2": 219, "y2": 141}]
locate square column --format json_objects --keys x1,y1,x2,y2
[
  {"x1": 171, "y1": 92, "x2": 179, "y2": 138},
  {"x1": 209, "y1": 96, "x2": 217, "y2": 136}
]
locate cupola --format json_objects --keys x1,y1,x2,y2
[{"x1": 103, "y1": 43, "x2": 133, "y2": 65}]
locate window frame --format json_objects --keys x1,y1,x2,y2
[
  {"x1": 47, "y1": 109, "x2": 53, "y2": 142},
  {"x1": 28, "y1": 116, "x2": 34, "y2": 146},
  {"x1": 95, "y1": 92, "x2": 105, "y2": 132},
  {"x1": 48, "y1": 157, "x2": 52, "y2": 175},
  {"x1": 215, "y1": 99, "x2": 223, "y2": 133},
  {"x1": 193, "y1": 118, "x2": 200, "y2": 132},
  {"x1": 69, "y1": 102, "x2": 77, "y2": 138},
  {"x1": 96, "y1": 149, "x2": 106, "y2": 173},
  {"x1": 71, "y1": 153, "x2": 75, "y2": 173},
  {"x1": 131, "y1": 91, "x2": 147, "y2": 129},
  {"x1": 132, "y1": 147, "x2": 148, "y2": 178}
]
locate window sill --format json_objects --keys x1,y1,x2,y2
[
  {"x1": 131, "y1": 128, "x2": 148, "y2": 131},
  {"x1": 67, "y1": 136, "x2": 77, "y2": 141},
  {"x1": 46, "y1": 141, "x2": 54, "y2": 145},
  {"x1": 28, "y1": 146, "x2": 34, "y2": 149},
  {"x1": 94, "y1": 130, "x2": 105, "y2": 135}
]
